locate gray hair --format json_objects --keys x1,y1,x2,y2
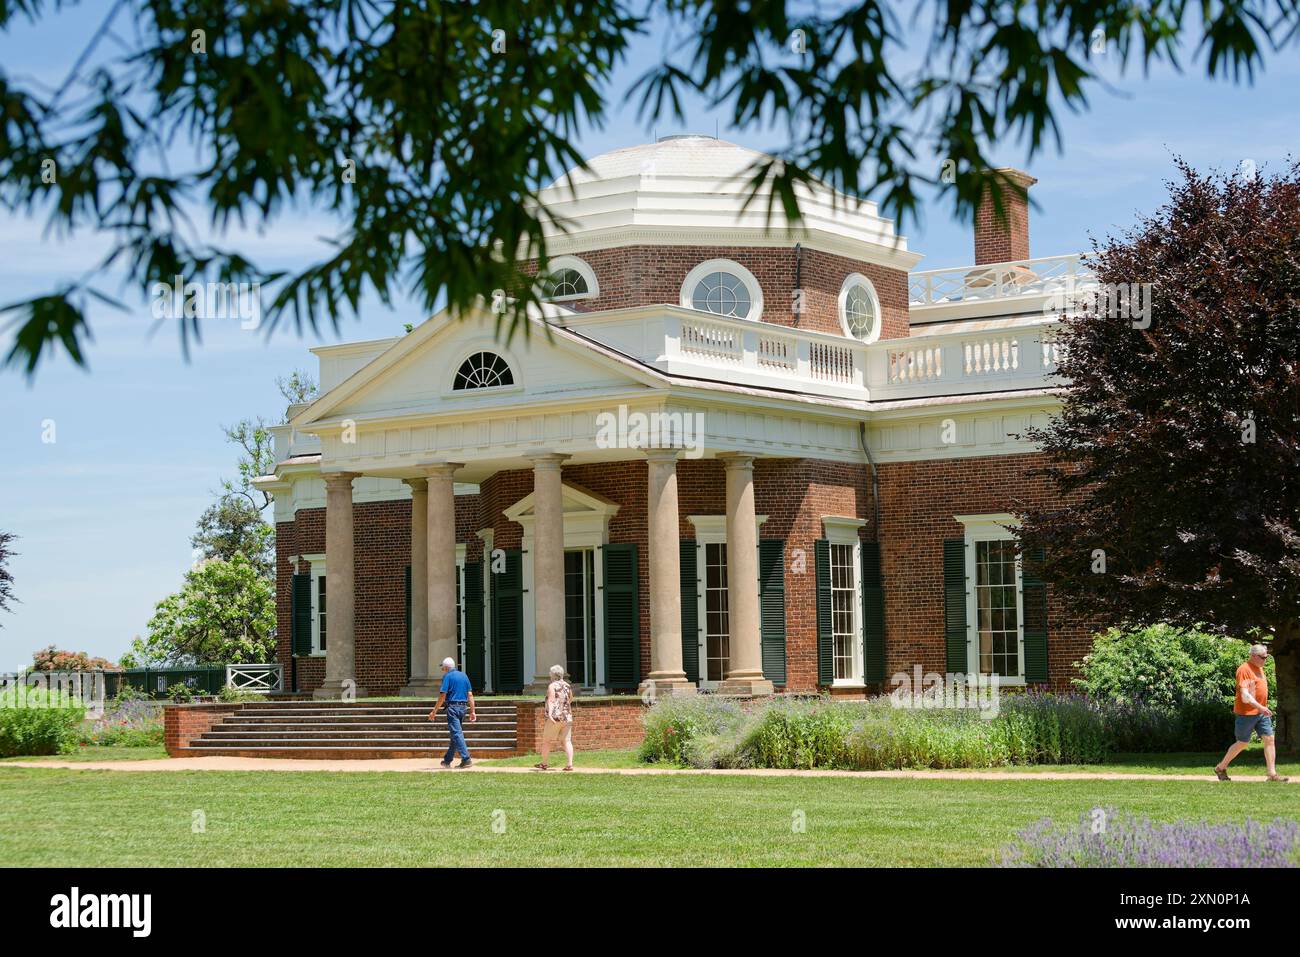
[
  {"x1": 1249, "y1": 644, "x2": 1269, "y2": 657},
  {"x1": 549, "y1": 664, "x2": 566, "y2": 680}
]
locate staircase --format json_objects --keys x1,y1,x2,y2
[{"x1": 175, "y1": 700, "x2": 519, "y2": 759}]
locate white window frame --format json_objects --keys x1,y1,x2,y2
[
  {"x1": 687, "y1": 514, "x2": 768, "y2": 690},
  {"x1": 837, "y1": 273, "x2": 882, "y2": 344},
  {"x1": 822, "y1": 516, "x2": 867, "y2": 686},
  {"x1": 541, "y1": 255, "x2": 599, "y2": 302},
  {"x1": 955, "y1": 514, "x2": 1025, "y2": 685},
  {"x1": 679, "y1": 259, "x2": 764, "y2": 321},
  {"x1": 444, "y1": 343, "x2": 524, "y2": 397},
  {"x1": 299, "y1": 553, "x2": 327, "y2": 657}
]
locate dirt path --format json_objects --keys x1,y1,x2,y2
[{"x1": 1, "y1": 756, "x2": 1293, "y2": 782}]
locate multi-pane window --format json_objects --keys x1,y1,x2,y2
[
  {"x1": 703, "y1": 542, "x2": 730, "y2": 682},
  {"x1": 452, "y1": 351, "x2": 514, "y2": 390},
  {"x1": 843, "y1": 283, "x2": 877, "y2": 340},
  {"x1": 316, "y1": 575, "x2": 327, "y2": 652},
  {"x1": 546, "y1": 268, "x2": 588, "y2": 299},
  {"x1": 692, "y1": 271, "x2": 752, "y2": 319},
  {"x1": 830, "y1": 543, "x2": 858, "y2": 681},
  {"x1": 975, "y1": 539, "x2": 1019, "y2": 676},
  {"x1": 564, "y1": 550, "x2": 596, "y2": 686}
]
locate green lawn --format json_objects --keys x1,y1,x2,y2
[
  {"x1": 0, "y1": 745, "x2": 169, "y2": 763},
  {"x1": 3, "y1": 764, "x2": 1298, "y2": 867}
]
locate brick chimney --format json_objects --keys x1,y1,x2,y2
[{"x1": 974, "y1": 168, "x2": 1036, "y2": 264}]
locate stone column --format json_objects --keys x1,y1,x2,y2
[
  {"x1": 639, "y1": 448, "x2": 695, "y2": 699},
  {"x1": 399, "y1": 478, "x2": 432, "y2": 695},
  {"x1": 423, "y1": 462, "x2": 463, "y2": 674},
  {"x1": 527, "y1": 452, "x2": 568, "y2": 691},
  {"x1": 717, "y1": 453, "x2": 773, "y2": 696},
  {"x1": 315, "y1": 472, "x2": 367, "y2": 700}
]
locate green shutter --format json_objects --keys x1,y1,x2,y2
[
  {"x1": 491, "y1": 549, "x2": 524, "y2": 693},
  {"x1": 944, "y1": 539, "x2": 968, "y2": 674},
  {"x1": 404, "y1": 565, "x2": 412, "y2": 680},
  {"x1": 680, "y1": 540, "x2": 699, "y2": 684},
  {"x1": 603, "y1": 542, "x2": 640, "y2": 691},
  {"x1": 759, "y1": 539, "x2": 787, "y2": 685},
  {"x1": 463, "y1": 561, "x2": 486, "y2": 690},
  {"x1": 861, "y1": 541, "x2": 885, "y2": 684},
  {"x1": 291, "y1": 573, "x2": 312, "y2": 657},
  {"x1": 815, "y1": 539, "x2": 834, "y2": 685},
  {"x1": 1022, "y1": 546, "x2": 1049, "y2": 683}
]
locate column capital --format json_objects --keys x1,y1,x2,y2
[
  {"x1": 402, "y1": 477, "x2": 429, "y2": 492},
  {"x1": 416, "y1": 461, "x2": 464, "y2": 478},
  {"x1": 525, "y1": 451, "x2": 569, "y2": 470},
  {"x1": 643, "y1": 447, "x2": 682, "y2": 465},
  {"x1": 322, "y1": 471, "x2": 361, "y2": 491},
  {"x1": 716, "y1": 452, "x2": 755, "y2": 472}
]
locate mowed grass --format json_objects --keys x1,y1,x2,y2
[
  {"x1": 0, "y1": 745, "x2": 169, "y2": 763},
  {"x1": 3, "y1": 766, "x2": 1299, "y2": 867}
]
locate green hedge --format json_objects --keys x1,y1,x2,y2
[{"x1": 0, "y1": 686, "x2": 87, "y2": 757}]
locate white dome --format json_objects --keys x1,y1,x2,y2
[
  {"x1": 533, "y1": 136, "x2": 919, "y2": 268},
  {"x1": 548, "y1": 136, "x2": 766, "y2": 191}
]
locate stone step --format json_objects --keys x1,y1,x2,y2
[
  {"x1": 230, "y1": 708, "x2": 516, "y2": 719},
  {"x1": 197, "y1": 730, "x2": 516, "y2": 741},
  {"x1": 216, "y1": 721, "x2": 517, "y2": 731},
  {"x1": 187, "y1": 738, "x2": 515, "y2": 749},
  {"x1": 174, "y1": 747, "x2": 513, "y2": 759}
]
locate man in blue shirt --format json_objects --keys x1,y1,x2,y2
[{"x1": 429, "y1": 657, "x2": 476, "y2": 768}]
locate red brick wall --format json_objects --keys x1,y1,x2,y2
[
  {"x1": 876, "y1": 452, "x2": 1091, "y2": 691},
  {"x1": 273, "y1": 452, "x2": 1088, "y2": 698},
  {"x1": 164, "y1": 703, "x2": 243, "y2": 756},
  {"x1": 515, "y1": 698, "x2": 647, "y2": 753},
  {"x1": 527, "y1": 244, "x2": 909, "y2": 340},
  {"x1": 974, "y1": 172, "x2": 1035, "y2": 264}
]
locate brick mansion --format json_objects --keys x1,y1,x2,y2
[{"x1": 256, "y1": 136, "x2": 1095, "y2": 699}]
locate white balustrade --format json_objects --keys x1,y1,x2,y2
[
  {"x1": 680, "y1": 318, "x2": 742, "y2": 362},
  {"x1": 225, "y1": 663, "x2": 283, "y2": 693},
  {"x1": 964, "y1": 337, "x2": 1020, "y2": 375},
  {"x1": 888, "y1": 346, "x2": 944, "y2": 384},
  {"x1": 810, "y1": 341, "x2": 854, "y2": 383}
]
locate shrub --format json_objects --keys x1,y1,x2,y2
[
  {"x1": 218, "y1": 685, "x2": 265, "y2": 703},
  {"x1": 639, "y1": 695, "x2": 748, "y2": 766},
  {"x1": 77, "y1": 698, "x2": 164, "y2": 748},
  {"x1": 1075, "y1": 624, "x2": 1268, "y2": 708},
  {"x1": 111, "y1": 682, "x2": 147, "y2": 704},
  {"x1": 1002, "y1": 807, "x2": 1300, "y2": 868},
  {"x1": 742, "y1": 698, "x2": 858, "y2": 769},
  {"x1": 0, "y1": 685, "x2": 86, "y2": 757},
  {"x1": 166, "y1": 682, "x2": 195, "y2": 703},
  {"x1": 998, "y1": 694, "x2": 1109, "y2": 764}
]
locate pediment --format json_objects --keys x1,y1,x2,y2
[{"x1": 503, "y1": 481, "x2": 621, "y2": 525}]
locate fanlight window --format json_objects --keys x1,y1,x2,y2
[
  {"x1": 691, "y1": 271, "x2": 752, "y2": 319},
  {"x1": 546, "y1": 268, "x2": 588, "y2": 299},
  {"x1": 843, "y1": 283, "x2": 877, "y2": 341},
  {"x1": 453, "y1": 352, "x2": 514, "y2": 390}
]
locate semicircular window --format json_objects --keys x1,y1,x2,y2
[
  {"x1": 546, "y1": 268, "x2": 588, "y2": 299},
  {"x1": 453, "y1": 352, "x2": 514, "y2": 390},
  {"x1": 843, "y1": 283, "x2": 877, "y2": 340},
  {"x1": 691, "y1": 271, "x2": 752, "y2": 319}
]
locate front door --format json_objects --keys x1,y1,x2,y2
[
  {"x1": 564, "y1": 549, "x2": 598, "y2": 687},
  {"x1": 700, "y1": 541, "x2": 730, "y2": 689}
]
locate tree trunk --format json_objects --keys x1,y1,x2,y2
[{"x1": 1271, "y1": 619, "x2": 1300, "y2": 754}]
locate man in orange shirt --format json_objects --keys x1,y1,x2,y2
[{"x1": 1214, "y1": 644, "x2": 1288, "y2": 782}]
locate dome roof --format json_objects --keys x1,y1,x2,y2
[
  {"x1": 547, "y1": 135, "x2": 767, "y2": 190},
  {"x1": 534, "y1": 136, "x2": 920, "y2": 268}
]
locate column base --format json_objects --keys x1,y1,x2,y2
[
  {"x1": 524, "y1": 678, "x2": 553, "y2": 694},
  {"x1": 637, "y1": 675, "x2": 697, "y2": 702},
  {"x1": 312, "y1": 680, "x2": 369, "y2": 701},
  {"x1": 399, "y1": 678, "x2": 439, "y2": 697},
  {"x1": 717, "y1": 675, "x2": 775, "y2": 697}
]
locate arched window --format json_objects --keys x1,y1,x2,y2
[
  {"x1": 540, "y1": 256, "x2": 598, "y2": 302},
  {"x1": 679, "y1": 259, "x2": 763, "y2": 320},
  {"x1": 839, "y1": 274, "x2": 881, "y2": 343},
  {"x1": 453, "y1": 351, "x2": 514, "y2": 390},
  {"x1": 547, "y1": 268, "x2": 587, "y2": 299}
]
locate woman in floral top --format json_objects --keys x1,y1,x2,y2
[{"x1": 537, "y1": 664, "x2": 574, "y2": 771}]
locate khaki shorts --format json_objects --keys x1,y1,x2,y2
[{"x1": 542, "y1": 718, "x2": 572, "y2": 748}]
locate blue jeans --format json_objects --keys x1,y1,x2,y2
[{"x1": 444, "y1": 703, "x2": 471, "y2": 763}]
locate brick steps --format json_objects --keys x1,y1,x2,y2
[{"x1": 177, "y1": 699, "x2": 520, "y2": 759}]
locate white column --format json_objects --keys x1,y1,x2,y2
[
  {"x1": 423, "y1": 462, "x2": 463, "y2": 673},
  {"x1": 527, "y1": 452, "x2": 568, "y2": 691},
  {"x1": 717, "y1": 453, "x2": 773, "y2": 696},
  {"x1": 400, "y1": 478, "x2": 433, "y2": 695},
  {"x1": 315, "y1": 472, "x2": 368, "y2": 699},
  {"x1": 639, "y1": 448, "x2": 695, "y2": 699}
]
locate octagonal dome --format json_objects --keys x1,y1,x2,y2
[{"x1": 534, "y1": 135, "x2": 919, "y2": 269}]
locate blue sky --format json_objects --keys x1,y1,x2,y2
[{"x1": 1, "y1": 3, "x2": 1297, "y2": 670}]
